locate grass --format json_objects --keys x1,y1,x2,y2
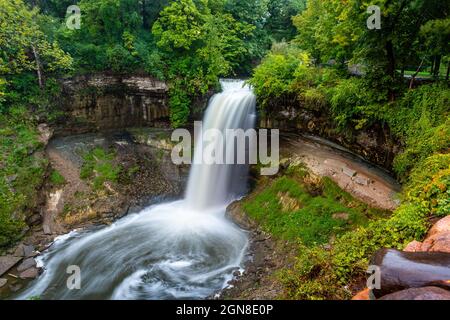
[
  {"x1": 50, "y1": 169, "x2": 66, "y2": 186},
  {"x1": 240, "y1": 162, "x2": 431, "y2": 299},
  {"x1": 80, "y1": 147, "x2": 121, "y2": 191},
  {"x1": 243, "y1": 165, "x2": 388, "y2": 247}
]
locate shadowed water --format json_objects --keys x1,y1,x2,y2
[{"x1": 16, "y1": 80, "x2": 255, "y2": 300}]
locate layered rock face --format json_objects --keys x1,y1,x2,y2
[
  {"x1": 260, "y1": 107, "x2": 400, "y2": 170},
  {"x1": 58, "y1": 74, "x2": 169, "y2": 133}
]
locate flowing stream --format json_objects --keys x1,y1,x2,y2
[{"x1": 16, "y1": 80, "x2": 255, "y2": 300}]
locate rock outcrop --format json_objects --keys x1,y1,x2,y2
[
  {"x1": 260, "y1": 106, "x2": 400, "y2": 170},
  {"x1": 58, "y1": 73, "x2": 169, "y2": 134},
  {"x1": 353, "y1": 215, "x2": 450, "y2": 300},
  {"x1": 379, "y1": 287, "x2": 450, "y2": 300},
  {"x1": 370, "y1": 249, "x2": 450, "y2": 299}
]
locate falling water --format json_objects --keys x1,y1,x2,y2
[
  {"x1": 15, "y1": 80, "x2": 255, "y2": 300},
  {"x1": 186, "y1": 80, "x2": 256, "y2": 210}
]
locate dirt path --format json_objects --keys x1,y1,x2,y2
[{"x1": 281, "y1": 134, "x2": 401, "y2": 211}]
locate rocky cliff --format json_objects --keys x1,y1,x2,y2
[
  {"x1": 259, "y1": 106, "x2": 401, "y2": 171},
  {"x1": 57, "y1": 74, "x2": 169, "y2": 134}
]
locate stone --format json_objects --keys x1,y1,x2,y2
[
  {"x1": 370, "y1": 249, "x2": 450, "y2": 298},
  {"x1": 13, "y1": 245, "x2": 25, "y2": 257},
  {"x1": 13, "y1": 244, "x2": 35, "y2": 258},
  {"x1": 353, "y1": 176, "x2": 370, "y2": 186},
  {"x1": 17, "y1": 257, "x2": 36, "y2": 272},
  {"x1": 403, "y1": 240, "x2": 423, "y2": 252},
  {"x1": 379, "y1": 287, "x2": 450, "y2": 300},
  {"x1": 428, "y1": 215, "x2": 450, "y2": 238},
  {"x1": 225, "y1": 201, "x2": 255, "y2": 230},
  {"x1": 0, "y1": 256, "x2": 22, "y2": 277},
  {"x1": 352, "y1": 288, "x2": 370, "y2": 300},
  {"x1": 37, "y1": 123, "x2": 53, "y2": 145},
  {"x1": 0, "y1": 278, "x2": 7, "y2": 288},
  {"x1": 421, "y1": 231, "x2": 450, "y2": 253},
  {"x1": 23, "y1": 244, "x2": 35, "y2": 257},
  {"x1": 19, "y1": 267, "x2": 40, "y2": 279},
  {"x1": 43, "y1": 224, "x2": 52, "y2": 235},
  {"x1": 26, "y1": 213, "x2": 42, "y2": 226},
  {"x1": 342, "y1": 166, "x2": 357, "y2": 178},
  {"x1": 332, "y1": 212, "x2": 349, "y2": 220}
]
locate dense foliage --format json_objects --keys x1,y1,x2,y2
[
  {"x1": 0, "y1": 0, "x2": 449, "y2": 301},
  {"x1": 3, "y1": 0, "x2": 306, "y2": 127},
  {"x1": 247, "y1": 0, "x2": 449, "y2": 299}
]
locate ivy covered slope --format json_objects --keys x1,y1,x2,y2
[{"x1": 246, "y1": 0, "x2": 449, "y2": 299}]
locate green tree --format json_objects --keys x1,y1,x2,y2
[
  {"x1": 153, "y1": 0, "x2": 251, "y2": 126},
  {"x1": 0, "y1": 0, "x2": 72, "y2": 96}
]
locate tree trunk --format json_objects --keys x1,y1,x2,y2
[
  {"x1": 31, "y1": 44, "x2": 43, "y2": 89},
  {"x1": 409, "y1": 58, "x2": 425, "y2": 89},
  {"x1": 433, "y1": 55, "x2": 442, "y2": 79}
]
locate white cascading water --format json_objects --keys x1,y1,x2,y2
[{"x1": 15, "y1": 80, "x2": 255, "y2": 300}]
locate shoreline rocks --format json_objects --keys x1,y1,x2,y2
[{"x1": 353, "y1": 215, "x2": 450, "y2": 300}]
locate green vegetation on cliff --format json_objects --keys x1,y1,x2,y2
[
  {"x1": 0, "y1": 110, "x2": 47, "y2": 249},
  {"x1": 246, "y1": 0, "x2": 449, "y2": 299}
]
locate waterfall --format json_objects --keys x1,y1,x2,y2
[
  {"x1": 15, "y1": 79, "x2": 253, "y2": 300},
  {"x1": 186, "y1": 79, "x2": 256, "y2": 210}
]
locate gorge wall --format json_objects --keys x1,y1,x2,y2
[
  {"x1": 56, "y1": 74, "x2": 401, "y2": 171},
  {"x1": 57, "y1": 74, "x2": 170, "y2": 134},
  {"x1": 260, "y1": 106, "x2": 402, "y2": 171}
]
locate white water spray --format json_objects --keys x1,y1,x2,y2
[{"x1": 16, "y1": 80, "x2": 255, "y2": 300}]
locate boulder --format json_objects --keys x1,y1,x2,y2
[
  {"x1": 352, "y1": 288, "x2": 370, "y2": 300},
  {"x1": 353, "y1": 176, "x2": 370, "y2": 186},
  {"x1": 0, "y1": 278, "x2": 7, "y2": 288},
  {"x1": 13, "y1": 244, "x2": 35, "y2": 258},
  {"x1": 342, "y1": 167, "x2": 357, "y2": 178},
  {"x1": 225, "y1": 201, "x2": 255, "y2": 230},
  {"x1": 19, "y1": 267, "x2": 40, "y2": 279},
  {"x1": 428, "y1": 216, "x2": 450, "y2": 237},
  {"x1": 37, "y1": 123, "x2": 53, "y2": 145},
  {"x1": 370, "y1": 249, "x2": 450, "y2": 298},
  {"x1": 403, "y1": 240, "x2": 423, "y2": 252},
  {"x1": 379, "y1": 286, "x2": 450, "y2": 300},
  {"x1": 17, "y1": 257, "x2": 36, "y2": 272},
  {"x1": 421, "y1": 231, "x2": 450, "y2": 253},
  {"x1": 0, "y1": 256, "x2": 22, "y2": 277}
]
